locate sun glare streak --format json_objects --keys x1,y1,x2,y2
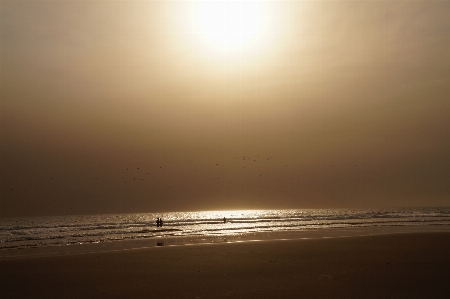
[
  {"x1": 194, "y1": 1, "x2": 261, "y2": 52},
  {"x1": 192, "y1": 1, "x2": 271, "y2": 58},
  {"x1": 157, "y1": 1, "x2": 296, "y2": 101}
]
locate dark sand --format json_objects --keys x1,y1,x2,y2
[{"x1": 1, "y1": 232, "x2": 449, "y2": 299}]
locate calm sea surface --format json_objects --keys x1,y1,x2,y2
[{"x1": 1, "y1": 208, "x2": 449, "y2": 251}]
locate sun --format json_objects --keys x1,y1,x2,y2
[{"x1": 192, "y1": 1, "x2": 265, "y2": 55}]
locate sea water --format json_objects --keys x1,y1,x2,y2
[{"x1": 1, "y1": 208, "x2": 450, "y2": 251}]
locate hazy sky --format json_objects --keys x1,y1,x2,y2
[{"x1": 1, "y1": 0, "x2": 449, "y2": 217}]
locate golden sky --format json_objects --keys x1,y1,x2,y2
[{"x1": 1, "y1": 0, "x2": 449, "y2": 217}]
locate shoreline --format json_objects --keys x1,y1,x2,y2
[
  {"x1": 1, "y1": 224, "x2": 449, "y2": 260},
  {"x1": 1, "y1": 231, "x2": 449, "y2": 299}
]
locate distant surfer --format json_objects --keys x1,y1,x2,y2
[
  {"x1": 223, "y1": 217, "x2": 227, "y2": 223},
  {"x1": 156, "y1": 218, "x2": 163, "y2": 227}
]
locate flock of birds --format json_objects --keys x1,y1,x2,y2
[
  {"x1": 7, "y1": 154, "x2": 359, "y2": 211},
  {"x1": 119, "y1": 155, "x2": 277, "y2": 184}
]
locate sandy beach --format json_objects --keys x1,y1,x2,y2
[{"x1": 1, "y1": 232, "x2": 449, "y2": 299}]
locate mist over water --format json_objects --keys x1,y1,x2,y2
[{"x1": 1, "y1": 208, "x2": 449, "y2": 251}]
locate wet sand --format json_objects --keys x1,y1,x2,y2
[{"x1": 1, "y1": 232, "x2": 449, "y2": 299}]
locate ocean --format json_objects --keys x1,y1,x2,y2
[{"x1": 1, "y1": 208, "x2": 449, "y2": 251}]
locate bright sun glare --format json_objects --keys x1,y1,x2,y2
[{"x1": 193, "y1": 1, "x2": 265, "y2": 54}]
